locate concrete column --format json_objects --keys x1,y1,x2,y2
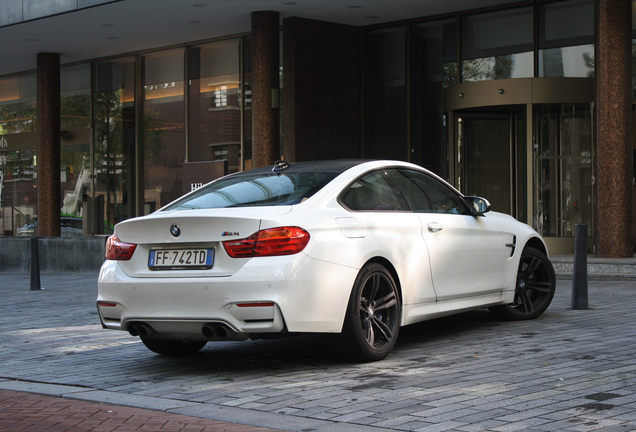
[
  {"x1": 251, "y1": 11, "x2": 279, "y2": 168},
  {"x1": 596, "y1": 0, "x2": 633, "y2": 257},
  {"x1": 36, "y1": 53, "x2": 61, "y2": 237}
]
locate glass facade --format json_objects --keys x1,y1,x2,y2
[
  {"x1": 74, "y1": 38, "x2": 248, "y2": 235},
  {"x1": 0, "y1": 35, "x2": 251, "y2": 237},
  {"x1": 360, "y1": 0, "x2": 596, "y2": 248},
  {"x1": 0, "y1": 0, "x2": 603, "y2": 246},
  {"x1": 0, "y1": 73, "x2": 36, "y2": 236}
]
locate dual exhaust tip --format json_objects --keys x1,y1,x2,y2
[
  {"x1": 127, "y1": 322, "x2": 154, "y2": 337},
  {"x1": 127, "y1": 321, "x2": 244, "y2": 341},
  {"x1": 202, "y1": 323, "x2": 242, "y2": 340}
]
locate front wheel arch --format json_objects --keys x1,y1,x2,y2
[
  {"x1": 523, "y1": 237, "x2": 548, "y2": 257},
  {"x1": 491, "y1": 246, "x2": 555, "y2": 320}
]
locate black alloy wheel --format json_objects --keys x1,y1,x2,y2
[
  {"x1": 140, "y1": 337, "x2": 206, "y2": 356},
  {"x1": 491, "y1": 246, "x2": 556, "y2": 320},
  {"x1": 343, "y1": 262, "x2": 401, "y2": 361}
]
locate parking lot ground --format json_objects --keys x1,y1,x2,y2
[{"x1": 1, "y1": 272, "x2": 636, "y2": 431}]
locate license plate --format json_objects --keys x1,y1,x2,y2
[{"x1": 148, "y1": 248, "x2": 214, "y2": 269}]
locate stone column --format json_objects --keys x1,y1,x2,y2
[
  {"x1": 36, "y1": 53, "x2": 61, "y2": 237},
  {"x1": 596, "y1": 0, "x2": 633, "y2": 257},
  {"x1": 251, "y1": 11, "x2": 279, "y2": 168}
]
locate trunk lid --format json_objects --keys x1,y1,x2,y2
[{"x1": 113, "y1": 207, "x2": 291, "y2": 278}]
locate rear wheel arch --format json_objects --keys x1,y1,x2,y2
[{"x1": 363, "y1": 257, "x2": 403, "y2": 304}]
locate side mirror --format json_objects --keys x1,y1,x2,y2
[{"x1": 464, "y1": 196, "x2": 491, "y2": 216}]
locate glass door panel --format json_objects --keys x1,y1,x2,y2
[
  {"x1": 457, "y1": 114, "x2": 512, "y2": 214},
  {"x1": 534, "y1": 104, "x2": 593, "y2": 237}
]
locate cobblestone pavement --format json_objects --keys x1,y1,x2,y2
[{"x1": 0, "y1": 273, "x2": 636, "y2": 431}]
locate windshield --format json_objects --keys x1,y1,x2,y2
[{"x1": 163, "y1": 171, "x2": 340, "y2": 210}]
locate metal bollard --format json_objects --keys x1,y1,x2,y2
[
  {"x1": 30, "y1": 237, "x2": 41, "y2": 291},
  {"x1": 571, "y1": 224, "x2": 588, "y2": 310}
]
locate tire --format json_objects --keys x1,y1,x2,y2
[
  {"x1": 490, "y1": 246, "x2": 556, "y2": 320},
  {"x1": 342, "y1": 263, "x2": 401, "y2": 362},
  {"x1": 140, "y1": 337, "x2": 206, "y2": 356}
]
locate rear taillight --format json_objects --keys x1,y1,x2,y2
[
  {"x1": 105, "y1": 234, "x2": 137, "y2": 261},
  {"x1": 223, "y1": 227, "x2": 310, "y2": 258}
]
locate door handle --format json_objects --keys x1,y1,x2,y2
[{"x1": 427, "y1": 222, "x2": 443, "y2": 233}]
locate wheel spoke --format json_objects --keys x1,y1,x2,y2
[
  {"x1": 363, "y1": 318, "x2": 374, "y2": 346},
  {"x1": 526, "y1": 257, "x2": 542, "y2": 277},
  {"x1": 372, "y1": 316, "x2": 393, "y2": 343},
  {"x1": 374, "y1": 291, "x2": 396, "y2": 311},
  {"x1": 359, "y1": 297, "x2": 369, "y2": 314},
  {"x1": 519, "y1": 289, "x2": 534, "y2": 314},
  {"x1": 526, "y1": 280, "x2": 552, "y2": 293},
  {"x1": 369, "y1": 274, "x2": 380, "y2": 302}
]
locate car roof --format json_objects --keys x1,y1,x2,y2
[{"x1": 230, "y1": 159, "x2": 373, "y2": 177}]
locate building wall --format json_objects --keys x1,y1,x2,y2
[{"x1": 282, "y1": 17, "x2": 361, "y2": 162}]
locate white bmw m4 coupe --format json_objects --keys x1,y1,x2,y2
[{"x1": 97, "y1": 159, "x2": 555, "y2": 361}]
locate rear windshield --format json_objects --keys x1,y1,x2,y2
[{"x1": 163, "y1": 171, "x2": 340, "y2": 210}]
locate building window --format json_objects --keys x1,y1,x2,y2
[
  {"x1": 60, "y1": 64, "x2": 91, "y2": 235},
  {"x1": 188, "y1": 40, "x2": 241, "y2": 172},
  {"x1": 461, "y1": 7, "x2": 533, "y2": 82},
  {"x1": 214, "y1": 85, "x2": 228, "y2": 108},
  {"x1": 0, "y1": 73, "x2": 36, "y2": 236},
  {"x1": 142, "y1": 48, "x2": 186, "y2": 215},
  {"x1": 93, "y1": 57, "x2": 136, "y2": 234},
  {"x1": 539, "y1": 0, "x2": 594, "y2": 78},
  {"x1": 0, "y1": 74, "x2": 37, "y2": 236},
  {"x1": 242, "y1": 37, "x2": 252, "y2": 168}
]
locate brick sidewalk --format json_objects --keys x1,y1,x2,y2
[{"x1": 0, "y1": 389, "x2": 283, "y2": 432}]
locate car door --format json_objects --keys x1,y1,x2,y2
[
  {"x1": 390, "y1": 169, "x2": 507, "y2": 301},
  {"x1": 339, "y1": 168, "x2": 437, "y2": 305}
]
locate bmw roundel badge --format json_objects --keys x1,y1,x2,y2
[{"x1": 170, "y1": 224, "x2": 181, "y2": 237}]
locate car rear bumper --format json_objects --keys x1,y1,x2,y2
[{"x1": 97, "y1": 253, "x2": 359, "y2": 337}]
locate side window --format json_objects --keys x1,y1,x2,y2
[
  {"x1": 397, "y1": 169, "x2": 471, "y2": 215},
  {"x1": 340, "y1": 170, "x2": 409, "y2": 211}
]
